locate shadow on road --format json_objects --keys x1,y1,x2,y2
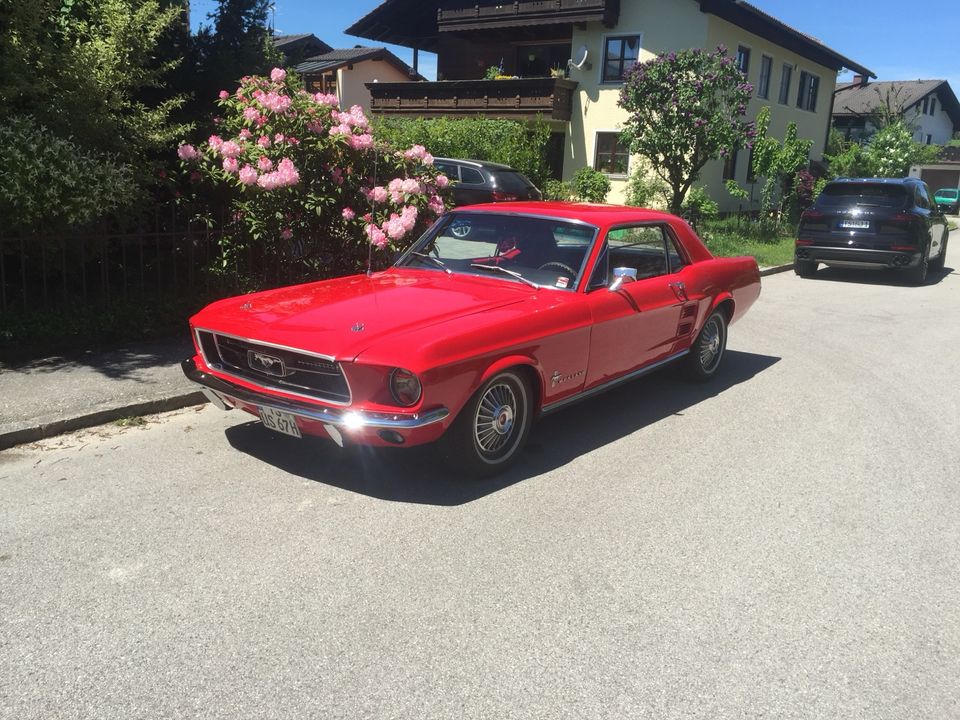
[
  {"x1": 804, "y1": 264, "x2": 954, "y2": 287},
  {"x1": 224, "y1": 349, "x2": 781, "y2": 506},
  {"x1": 0, "y1": 338, "x2": 194, "y2": 380}
]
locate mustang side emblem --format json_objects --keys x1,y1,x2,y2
[
  {"x1": 351, "y1": 322, "x2": 365, "y2": 332},
  {"x1": 551, "y1": 369, "x2": 585, "y2": 387},
  {"x1": 247, "y1": 350, "x2": 286, "y2": 377}
]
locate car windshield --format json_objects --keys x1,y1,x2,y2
[
  {"x1": 936, "y1": 189, "x2": 958, "y2": 199},
  {"x1": 396, "y1": 212, "x2": 597, "y2": 291},
  {"x1": 816, "y1": 184, "x2": 910, "y2": 208}
]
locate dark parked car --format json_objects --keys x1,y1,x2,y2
[
  {"x1": 795, "y1": 177, "x2": 948, "y2": 284},
  {"x1": 433, "y1": 158, "x2": 542, "y2": 206},
  {"x1": 933, "y1": 187, "x2": 960, "y2": 214}
]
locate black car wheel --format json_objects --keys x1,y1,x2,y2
[
  {"x1": 794, "y1": 259, "x2": 817, "y2": 278},
  {"x1": 930, "y1": 235, "x2": 948, "y2": 272},
  {"x1": 906, "y1": 248, "x2": 929, "y2": 285},
  {"x1": 439, "y1": 369, "x2": 532, "y2": 478},
  {"x1": 685, "y1": 310, "x2": 727, "y2": 382}
]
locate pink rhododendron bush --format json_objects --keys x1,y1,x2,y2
[{"x1": 178, "y1": 69, "x2": 450, "y2": 282}]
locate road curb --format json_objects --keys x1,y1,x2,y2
[
  {"x1": 760, "y1": 263, "x2": 794, "y2": 277},
  {"x1": 0, "y1": 391, "x2": 208, "y2": 451}
]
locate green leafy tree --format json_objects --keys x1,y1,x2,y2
[
  {"x1": 618, "y1": 46, "x2": 755, "y2": 214},
  {"x1": 863, "y1": 121, "x2": 939, "y2": 177},
  {"x1": 569, "y1": 167, "x2": 611, "y2": 202},
  {"x1": 0, "y1": 0, "x2": 189, "y2": 179}
]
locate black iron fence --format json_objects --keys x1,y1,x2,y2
[{"x1": 0, "y1": 205, "x2": 225, "y2": 314}]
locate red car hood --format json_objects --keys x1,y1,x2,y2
[{"x1": 191, "y1": 269, "x2": 532, "y2": 361}]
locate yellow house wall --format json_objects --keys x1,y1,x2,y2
[
  {"x1": 337, "y1": 60, "x2": 412, "y2": 113},
  {"x1": 564, "y1": 0, "x2": 839, "y2": 211}
]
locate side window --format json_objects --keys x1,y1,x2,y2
[
  {"x1": 602, "y1": 35, "x2": 640, "y2": 83},
  {"x1": 434, "y1": 161, "x2": 460, "y2": 181},
  {"x1": 606, "y1": 225, "x2": 668, "y2": 280},
  {"x1": 459, "y1": 167, "x2": 484, "y2": 184},
  {"x1": 666, "y1": 231, "x2": 689, "y2": 273},
  {"x1": 589, "y1": 246, "x2": 609, "y2": 290}
]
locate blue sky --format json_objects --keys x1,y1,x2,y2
[{"x1": 189, "y1": 0, "x2": 960, "y2": 90}]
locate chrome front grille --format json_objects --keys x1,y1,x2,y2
[{"x1": 196, "y1": 330, "x2": 350, "y2": 404}]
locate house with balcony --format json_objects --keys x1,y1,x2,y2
[
  {"x1": 347, "y1": 0, "x2": 873, "y2": 209},
  {"x1": 274, "y1": 33, "x2": 423, "y2": 113},
  {"x1": 833, "y1": 78, "x2": 960, "y2": 145}
]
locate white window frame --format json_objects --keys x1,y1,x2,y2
[
  {"x1": 593, "y1": 129, "x2": 631, "y2": 178},
  {"x1": 598, "y1": 32, "x2": 643, "y2": 85}
]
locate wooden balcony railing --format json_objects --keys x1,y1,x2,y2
[
  {"x1": 366, "y1": 78, "x2": 579, "y2": 121},
  {"x1": 437, "y1": 0, "x2": 618, "y2": 31}
]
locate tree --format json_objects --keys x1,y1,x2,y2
[
  {"x1": 863, "y1": 121, "x2": 938, "y2": 177},
  {"x1": 618, "y1": 46, "x2": 755, "y2": 214}
]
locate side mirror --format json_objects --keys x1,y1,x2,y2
[{"x1": 608, "y1": 266, "x2": 637, "y2": 292}]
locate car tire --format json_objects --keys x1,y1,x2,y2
[
  {"x1": 794, "y1": 258, "x2": 817, "y2": 277},
  {"x1": 930, "y1": 234, "x2": 947, "y2": 272},
  {"x1": 439, "y1": 369, "x2": 533, "y2": 478},
  {"x1": 906, "y1": 248, "x2": 929, "y2": 285},
  {"x1": 685, "y1": 310, "x2": 727, "y2": 382}
]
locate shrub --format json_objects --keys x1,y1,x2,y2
[
  {"x1": 543, "y1": 179, "x2": 574, "y2": 201},
  {"x1": 373, "y1": 116, "x2": 552, "y2": 188},
  {"x1": 624, "y1": 161, "x2": 669, "y2": 208},
  {"x1": 179, "y1": 69, "x2": 451, "y2": 283},
  {"x1": 0, "y1": 116, "x2": 136, "y2": 232},
  {"x1": 570, "y1": 167, "x2": 611, "y2": 203},
  {"x1": 680, "y1": 187, "x2": 719, "y2": 226}
]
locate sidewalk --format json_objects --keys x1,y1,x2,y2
[
  {"x1": 0, "y1": 262, "x2": 794, "y2": 451},
  {"x1": 0, "y1": 337, "x2": 205, "y2": 451}
]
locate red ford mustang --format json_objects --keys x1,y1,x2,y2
[{"x1": 183, "y1": 202, "x2": 761, "y2": 476}]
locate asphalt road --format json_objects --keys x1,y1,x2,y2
[{"x1": 2, "y1": 241, "x2": 959, "y2": 719}]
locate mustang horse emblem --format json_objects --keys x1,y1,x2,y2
[{"x1": 247, "y1": 350, "x2": 286, "y2": 377}]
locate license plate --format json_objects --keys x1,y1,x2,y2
[
  {"x1": 259, "y1": 406, "x2": 302, "y2": 438},
  {"x1": 839, "y1": 219, "x2": 870, "y2": 229}
]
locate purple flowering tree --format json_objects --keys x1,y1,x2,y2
[
  {"x1": 618, "y1": 47, "x2": 755, "y2": 214},
  {"x1": 178, "y1": 68, "x2": 451, "y2": 284}
]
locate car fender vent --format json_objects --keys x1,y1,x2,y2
[{"x1": 678, "y1": 322, "x2": 693, "y2": 336}]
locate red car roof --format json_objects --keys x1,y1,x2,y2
[{"x1": 453, "y1": 201, "x2": 680, "y2": 227}]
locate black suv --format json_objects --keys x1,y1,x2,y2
[
  {"x1": 432, "y1": 158, "x2": 542, "y2": 207},
  {"x1": 795, "y1": 177, "x2": 948, "y2": 284}
]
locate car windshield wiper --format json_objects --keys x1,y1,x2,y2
[
  {"x1": 469, "y1": 263, "x2": 540, "y2": 289},
  {"x1": 409, "y1": 251, "x2": 452, "y2": 274}
]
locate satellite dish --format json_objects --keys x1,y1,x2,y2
[{"x1": 568, "y1": 45, "x2": 591, "y2": 71}]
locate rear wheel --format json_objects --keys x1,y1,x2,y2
[
  {"x1": 439, "y1": 370, "x2": 532, "y2": 478},
  {"x1": 794, "y1": 258, "x2": 817, "y2": 277},
  {"x1": 685, "y1": 310, "x2": 727, "y2": 382},
  {"x1": 906, "y1": 249, "x2": 929, "y2": 285},
  {"x1": 930, "y1": 235, "x2": 948, "y2": 272}
]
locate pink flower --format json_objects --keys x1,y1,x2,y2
[
  {"x1": 208, "y1": 135, "x2": 223, "y2": 151},
  {"x1": 222, "y1": 157, "x2": 239, "y2": 173},
  {"x1": 404, "y1": 144, "x2": 427, "y2": 161},
  {"x1": 256, "y1": 92, "x2": 291, "y2": 113},
  {"x1": 365, "y1": 224, "x2": 388, "y2": 248},
  {"x1": 274, "y1": 133, "x2": 285, "y2": 143},
  {"x1": 238, "y1": 128, "x2": 253, "y2": 140},
  {"x1": 401, "y1": 178, "x2": 421, "y2": 195},
  {"x1": 238, "y1": 164, "x2": 258, "y2": 185},
  {"x1": 428, "y1": 195, "x2": 445, "y2": 215},
  {"x1": 435, "y1": 174, "x2": 450, "y2": 189},
  {"x1": 218, "y1": 90, "x2": 230, "y2": 99},
  {"x1": 370, "y1": 186, "x2": 389, "y2": 203},
  {"x1": 220, "y1": 140, "x2": 242, "y2": 159},
  {"x1": 257, "y1": 156, "x2": 273, "y2": 172},
  {"x1": 342, "y1": 207, "x2": 355, "y2": 221},
  {"x1": 280, "y1": 228, "x2": 293, "y2": 240},
  {"x1": 243, "y1": 106, "x2": 259, "y2": 122},
  {"x1": 384, "y1": 215, "x2": 407, "y2": 240},
  {"x1": 270, "y1": 67, "x2": 287, "y2": 83},
  {"x1": 257, "y1": 135, "x2": 271, "y2": 149},
  {"x1": 348, "y1": 133, "x2": 373, "y2": 150},
  {"x1": 256, "y1": 115, "x2": 268, "y2": 127},
  {"x1": 177, "y1": 144, "x2": 198, "y2": 161}
]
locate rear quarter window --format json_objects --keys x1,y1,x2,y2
[{"x1": 493, "y1": 171, "x2": 535, "y2": 193}]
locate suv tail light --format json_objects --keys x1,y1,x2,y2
[
  {"x1": 801, "y1": 209, "x2": 823, "y2": 220},
  {"x1": 491, "y1": 191, "x2": 520, "y2": 202}
]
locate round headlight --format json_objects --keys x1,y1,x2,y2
[{"x1": 389, "y1": 368, "x2": 422, "y2": 406}]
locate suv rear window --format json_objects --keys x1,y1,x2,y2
[
  {"x1": 817, "y1": 184, "x2": 910, "y2": 208},
  {"x1": 936, "y1": 189, "x2": 958, "y2": 199}
]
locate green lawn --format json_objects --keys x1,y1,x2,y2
[{"x1": 701, "y1": 231, "x2": 795, "y2": 268}]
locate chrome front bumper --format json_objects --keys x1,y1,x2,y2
[{"x1": 181, "y1": 357, "x2": 449, "y2": 430}]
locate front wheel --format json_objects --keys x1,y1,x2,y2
[
  {"x1": 439, "y1": 370, "x2": 533, "y2": 478},
  {"x1": 685, "y1": 310, "x2": 727, "y2": 382}
]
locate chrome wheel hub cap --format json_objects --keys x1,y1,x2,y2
[{"x1": 475, "y1": 383, "x2": 518, "y2": 454}]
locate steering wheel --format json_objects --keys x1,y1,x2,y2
[{"x1": 538, "y1": 261, "x2": 576, "y2": 276}]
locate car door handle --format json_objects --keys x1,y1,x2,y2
[{"x1": 669, "y1": 281, "x2": 688, "y2": 301}]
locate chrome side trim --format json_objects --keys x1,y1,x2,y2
[
  {"x1": 540, "y1": 350, "x2": 689, "y2": 415},
  {"x1": 182, "y1": 358, "x2": 448, "y2": 430}
]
